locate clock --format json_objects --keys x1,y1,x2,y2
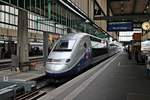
[{"x1": 142, "y1": 22, "x2": 150, "y2": 30}]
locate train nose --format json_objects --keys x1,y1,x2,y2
[{"x1": 46, "y1": 63, "x2": 67, "y2": 72}]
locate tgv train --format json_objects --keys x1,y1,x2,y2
[{"x1": 45, "y1": 33, "x2": 118, "y2": 78}]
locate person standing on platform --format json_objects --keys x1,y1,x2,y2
[
  {"x1": 135, "y1": 48, "x2": 139, "y2": 63},
  {"x1": 127, "y1": 45, "x2": 132, "y2": 59}
]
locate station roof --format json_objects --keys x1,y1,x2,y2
[
  {"x1": 108, "y1": 0, "x2": 150, "y2": 22},
  {"x1": 110, "y1": 0, "x2": 149, "y2": 15}
]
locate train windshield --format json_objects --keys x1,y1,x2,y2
[{"x1": 53, "y1": 40, "x2": 76, "y2": 51}]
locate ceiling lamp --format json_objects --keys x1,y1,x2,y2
[
  {"x1": 121, "y1": 7, "x2": 124, "y2": 11},
  {"x1": 146, "y1": 5, "x2": 149, "y2": 9},
  {"x1": 144, "y1": 9, "x2": 147, "y2": 13},
  {"x1": 142, "y1": 22, "x2": 150, "y2": 30},
  {"x1": 120, "y1": 1, "x2": 124, "y2": 5}
]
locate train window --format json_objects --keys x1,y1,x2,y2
[
  {"x1": 60, "y1": 42, "x2": 68, "y2": 48},
  {"x1": 91, "y1": 41, "x2": 106, "y2": 48},
  {"x1": 54, "y1": 40, "x2": 76, "y2": 51}
]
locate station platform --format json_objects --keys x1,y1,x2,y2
[
  {"x1": 39, "y1": 52, "x2": 150, "y2": 100},
  {"x1": 0, "y1": 62, "x2": 45, "y2": 81}
]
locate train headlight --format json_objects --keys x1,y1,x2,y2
[
  {"x1": 46, "y1": 63, "x2": 67, "y2": 72},
  {"x1": 50, "y1": 65, "x2": 66, "y2": 72},
  {"x1": 47, "y1": 58, "x2": 70, "y2": 63}
]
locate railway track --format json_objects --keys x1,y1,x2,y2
[
  {"x1": 0, "y1": 54, "x2": 119, "y2": 100},
  {"x1": 15, "y1": 76, "x2": 59, "y2": 100},
  {"x1": 16, "y1": 88, "x2": 47, "y2": 100}
]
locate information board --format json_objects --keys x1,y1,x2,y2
[{"x1": 107, "y1": 22, "x2": 133, "y2": 31}]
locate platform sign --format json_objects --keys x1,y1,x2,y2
[{"x1": 107, "y1": 22, "x2": 133, "y2": 31}]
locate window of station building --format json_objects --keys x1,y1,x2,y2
[
  {"x1": 10, "y1": 7, "x2": 15, "y2": 14},
  {"x1": 46, "y1": 26, "x2": 50, "y2": 32},
  {"x1": 29, "y1": 20, "x2": 34, "y2": 29},
  {"x1": 56, "y1": 28, "x2": 61, "y2": 34},
  {"x1": 28, "y1": 13, "x2": 32, "y2": 20},
  {"x1": 49, "y1": 26, "x2": 53, "y2": 32},
  {"x1": 9, "y1": 15, "x2": 15, "y2": 24},
  {"x1": 0, "y1": 4, "x2": 66, "y2": 58},
  {"x1": 14, "y1": 16, "x2": 18, "y2": 25},
  {"x1": 1, "y1": 5, "x2": 5, "y2": 11},
  {"x1": 0, "y1": 12, "x2": 5, "y2": 22},
  {"x1": 14, "y1": 8, "x2": 18, "y2": 15},
  {"x1": 5, "y1": 13, "x2": 9, "y2": 23}
]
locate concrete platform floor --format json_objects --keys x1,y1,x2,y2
[
  {"x1": 0, "y1": 62, "x2": 45, "y2": 81},
  {"x1": 39, "y1": 52, "x2": 150, "y2": 100}
]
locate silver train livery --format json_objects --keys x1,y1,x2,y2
[{"x1": 45, "y1": 33, "x2": 119, "y2": 78}]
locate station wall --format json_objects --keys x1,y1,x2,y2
[
  {"x1": 96, "y1": 0, "x2": 107, "y2": 15},
  {"x1": 142, "y1": 32, "x2": 150, "y2": 41},
  {"x1": 70, "y1": 0, "x2": 107, "y2": 28},
  {"x1": 0, "y1": 27, "x2": 43, "y2": 41}
]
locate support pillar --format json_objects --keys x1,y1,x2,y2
[
  {"x1": 54, "y1": 23, "x2": 57, "y2": 33},
  {"x1": 48, "y1": 0, "x2": 52, "y2": 19},
  {"x1": 43, "y1": 32, "x2": 48, "y2": 66},
  {"x1": 17, "y1": 9, "x2": 29, "y2": 71}
]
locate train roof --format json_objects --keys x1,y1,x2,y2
[
  {"x1": 61, "y1": 33, "x2": 88, "y2": 40},
  {"x1": 61, "y1": 33, "x2": 102, "y2": 40}
]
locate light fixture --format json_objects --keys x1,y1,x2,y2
[
  {"x1": 121, "y1": 7, "x2": 124, "y2": 11},
  {"x1": 146, "y1": 5, "x2": 149, "y2": 9},
  {"x1": 142, "y1": 22, "x2": 150, "y2": 30},
  {"x1": 144, "y1": 9, "x2": 147, "y2": 13},
  {"x1": 120, "y1": 1, "x2": 124, "y2": 5}
]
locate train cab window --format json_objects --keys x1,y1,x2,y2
[
  {"x1": 60, "y1": 42, "x2": 68, "y2": 48},
  {"x1": 54, "y1": 40, "x2": 76, "y2": 51}
]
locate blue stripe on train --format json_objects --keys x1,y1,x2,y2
[{"x1": 46, "y1": 49, "x2": 92, "y2": 78}]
